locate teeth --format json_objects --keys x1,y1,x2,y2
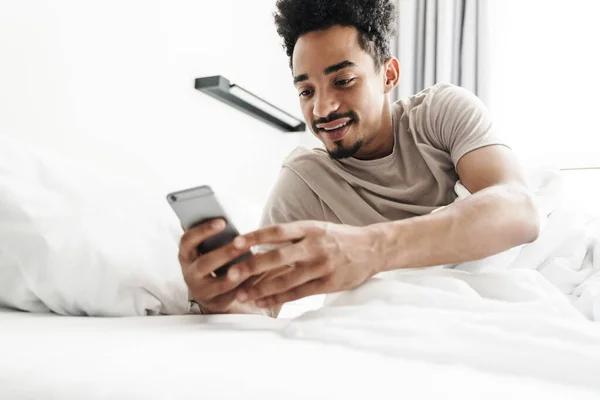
[{"x1": 324, "y1": 121, "x2": 349, "y2": 131}]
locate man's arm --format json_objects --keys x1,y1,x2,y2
[
  {"x1": 224, "y1": 146, "x2": 541, "y2": 308},
  {"x1": 371, "y1": 144, "x2": 541, "y2": 272}
]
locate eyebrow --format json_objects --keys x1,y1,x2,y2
[{"x1": 293, "y1": 60, "x2": 358, "y2": 85}]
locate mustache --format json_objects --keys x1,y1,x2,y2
[{"x1": 313, "y1": 111, "x2": 358, "y2": 132}]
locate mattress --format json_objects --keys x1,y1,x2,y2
[{"x1": 1, "y1": 308, "x2": 598, "y2": 400}]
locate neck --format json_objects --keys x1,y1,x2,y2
[{"x1": 352, "y1": 102, "x2": 394, "y2": 161}]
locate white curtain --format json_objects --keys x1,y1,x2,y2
[{"x1": 391, "y1": 0, "x2": 490, "y2": 106}]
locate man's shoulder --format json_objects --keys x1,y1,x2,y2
[
  {"x1": 394, "y1": 82, "x2": 463, "y2": 109},
  {"x1": 392, "y1": 82, "x2": 481, "y2": 129},
  {"x1": 282, "y1": 145, "x2": 330, "y2": 168},
  {"x1": 271, "y1": 146, "x2": 330, "y2": 197},
  {"x1": 280, "y1": 145, "x2": 340, "y2": 181},
  {"x1": 260, "y1": 147, "x2": 328, "y2": 227}
]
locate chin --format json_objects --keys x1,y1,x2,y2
[{"x1": 326, "y1": 138, "x2": 364, "y2": 159}]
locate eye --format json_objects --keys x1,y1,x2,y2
[
  {"x1": 299, "y1": 89, "x2": 314, "y2": 98},
  {"x1": 335, "y1": 77, "x2": 356, "y2": 86}
]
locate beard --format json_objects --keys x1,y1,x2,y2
[
  {"x1": 326, "y1": 138, "x2": 364, "y2": 159},
  {"x1": 313, "y1": 110, "x2": 362, "y2": 159}
]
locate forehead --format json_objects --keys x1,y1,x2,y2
[{"x1": 292, "y1": 25, "x2": 371, "y2": 76}]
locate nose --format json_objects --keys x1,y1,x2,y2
[{"x1": 312, "y1": 89, "x2": 339, "y2": 119}]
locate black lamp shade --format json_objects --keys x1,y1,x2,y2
[{"x1": 194, "y1": 75, "x2": 306, "y2": 132}]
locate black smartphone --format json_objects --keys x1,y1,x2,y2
[{"x1": 166, "y1": 185, "x2": 252, "y2": 277}]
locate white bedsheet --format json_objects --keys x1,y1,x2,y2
[
  {"x1": 1, "y1": 309, "x2": 598, "y2": 400},
  {"x1": 281, "y1": 206, "x2": 600, "y2": 394}
]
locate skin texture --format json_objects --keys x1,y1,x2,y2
[{"x1": 179, "y1": 25, "x2": 540, "y2": 317}]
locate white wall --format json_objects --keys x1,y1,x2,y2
[
  {"x1": 3, "y1": 0, "x2": 597, "y2": 215},
  {"x1": 487, "y1": 0, "x2": 600, "y2": 170},
  {"x1": 485, "y1": 0, "x2": 600, "y2": 217},
  {"x1": 0, "y1": 0, "x2": 314, "y2": 231}
]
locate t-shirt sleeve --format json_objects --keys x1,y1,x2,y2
[
  {"x1": 259, "y1": 166, "x2": 325, "y2": 228},
  {"x1": 424, "y1": 83, "x2": 509, "y2": 167}
]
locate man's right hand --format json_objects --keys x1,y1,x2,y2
[{"x1": 178, "y1": 219, "x2": 270, "y2": 315}]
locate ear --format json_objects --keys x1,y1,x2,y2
[{"x1": 382, "y1": 56, "x2": 400, "y2": 94}]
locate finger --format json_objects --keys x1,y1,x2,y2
[
  {"x1": 240, "y1": 222, "x2": 311, "y2": 248},
  {"x1": 226, "y1": 242, "x2": 308, "y2": 283},
  {"x1": 245, "y1": 244, "x2": 294, "y2": 285},
  {"x1": 242, "y1": 274, "x2": 263, "y2": 287},
  {"x1": 202, "y1": 289, "x2": 238, "y2": 313},
  {"x1": 189, "y1": 236, "x2": 253, "y2": 278},
  {"x1": 237, "y1": 265, "x2": 293, "y2": 296},
  {"x1": 251, "y1": 264, "x2": 293, "y2": 285},
  {"x1": 182, "y1": 271, "x2": 213, "y2": 301},
  {"x1": 238, "y1": 261, "x2": 326, "y2": 302},
  {"x1": 187, "y1": 271, "x2": 245, "y2": 302},
  {"x1": 243, "y1": 268, "x2": 282, "y2": 287},
  {"x1": 240, "y1": 274, "x2": 265, "y2": 286},
  {"x1": 255, "y1": 278, "x2": 327, "y2": 308},
  {"x1": 179, "y1": 219, "x2": 226, "y2": 264}
]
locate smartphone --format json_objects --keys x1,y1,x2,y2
[{"x1": 166, "y1": 185, "x2": 251, "y2": 277}]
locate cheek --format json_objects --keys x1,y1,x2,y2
[
  {"x1": 300, "y1": 103, "x2": 316, "y2": 133},
  {"x1": 301, "y1": 104, "x2": 311, "y2": 120},
  {"x1": 355, "y1": 89, "x2": 382, "y2": 122},
  {"x1": 347, "y1": 87, "x2": 370, "y2": 113}
]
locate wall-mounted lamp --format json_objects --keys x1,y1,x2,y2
[{"x1": 194, "y1": 75, "x2": 306, "y2": 132}]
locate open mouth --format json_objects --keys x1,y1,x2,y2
[{"x1": 320, "y1": 120, "x2": 353, "y2": 141}]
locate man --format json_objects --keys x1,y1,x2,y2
[{"x1": 178, "y1": 0, "x2": 540, "y2": 317}]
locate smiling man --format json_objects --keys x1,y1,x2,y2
[{"x1": 178, "y1": 0, "x2": 541, "y2": 317}]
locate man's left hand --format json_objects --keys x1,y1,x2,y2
[{"x1": 226, "y1": 221, "x2": 383, "y2": 308}]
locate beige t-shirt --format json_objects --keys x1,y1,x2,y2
[{"x1": 260, "y1": 83, "x2": 508, "y2": 228}]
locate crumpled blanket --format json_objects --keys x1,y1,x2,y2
[{"x1": 281, "y1": 169, "x2": 600, "y2": 391}]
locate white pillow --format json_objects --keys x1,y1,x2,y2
[{"x1": 0, "y1": 134, "x2": 190, "y2": 316}]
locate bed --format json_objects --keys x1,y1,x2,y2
[
  {"x1": 1, "y1": 134, "x2": 600, "y2": 398},
  {"x1": 2, "y1": 307, "x2": 599, "y2": 400}
]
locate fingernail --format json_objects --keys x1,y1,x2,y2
[
  {"x1": 256, "y1": 299, "x2": 266, "y2": 307},
  {"x1": 233, "y1": 236, "x2": 246, "y2": 248},
  {"x1": 237, "y1": 290, "x2": 248, "y2": 302},
  {"x1": 212, "y1": 219, "x2": 225, "y2": 229},
  {"x1": 228, "y1": 268, "x2": 240, "y2": 281},
  {"x1": 212, "y1": 220, "x2": 224, "y2": 230}
]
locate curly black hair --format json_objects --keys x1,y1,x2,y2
[{"x1": 273, "y1": 0, "x2": 397, "y2": 71}]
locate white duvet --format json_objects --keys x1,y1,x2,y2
[
  {"x1": 281, "y1": 182, "x2": 600, "y2": 391},
  {"x1": 3, "y1": 310, "x2": 599, "y2": 400}
]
